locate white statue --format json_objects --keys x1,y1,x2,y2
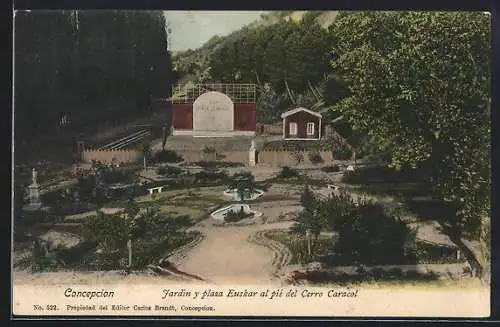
[
  {"x1": 250, "y1": 140, "x2": 256, "y2": 151},
  {"x1": 346, "y1": 165, "x2": 356, "y2": 172},
  {"x1": 32, "y1": 168, "x2": 38, "y2": 185},
  {"x1": 249, "y1": 140, "x2": 257, "y2": 167}
]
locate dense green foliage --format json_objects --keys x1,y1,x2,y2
[
  {"x1": 293, "y1": 185, "x2": 320, "y2": 238},
  {"x1": 316, "y1": 191, "x2": 358, "y2": 231},
  {"x1": 292, "y1": 187, "x2": 418, "y2": 265},
  {"x1": 330, "y1": 11, "x2": 491, "y2": 239},
  {"x1": 14, "y1": 10, "x2": 171, "y2": 139},
  {"x1": 224, "y1": 207, "x2": 254, "y2": 222},
  {"x1": 332, "y1": 202, "x2": 416, "y2": 265},
  {"x1": 156, "y1": 165, "x2": 183, "y2": 177},
  {"x1": 82, "y1": 207, "x2": 193, "y2": 270},
  {"x1": 276, "y1": 166, "x2": 300, "y2": 179},
  {"x1": 321, "y1": 165, "x2": 341, "y2": 173},
  {"x1": 208, "y1": 15, "x2": 333, "y2": 93},
  {"x1": 226, "y1": 172, "x2": 257, "y2": 202},
  {"x1": 152, "y1": 150, "x2": 184, "y2": 164}
]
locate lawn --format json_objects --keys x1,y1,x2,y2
[{"x1": 134, "y1": 186, "x2": 228, "y2": 221}]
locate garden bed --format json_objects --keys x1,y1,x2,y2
[
  {"x1": 266, "y1": 229, "x2": 465, "y2": 267},
  {"x1": 15, "y1": 226, "x2": 200, "y2": 273},
  {"x1": 264, "y1": 230, "x2": 332, "y2": 265}
]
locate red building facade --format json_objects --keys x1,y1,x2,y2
[
  {"x1": 170, "y1": 84, "x2": 256, "y2": 137},
  {"x1": 281, "y1": 107, "x2": 323, "y2": 140},
  {"x1": 171, "y1": 103, "x2": 256, "y2": 132}
]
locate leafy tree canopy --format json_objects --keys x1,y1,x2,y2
[{"x1": 329, "y1": 11, "x2": 491, "y2": 237}]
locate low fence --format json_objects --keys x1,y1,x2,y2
[
  {"x1": 81, "y1": 149, "x2": 139, "y2": 164},
  {"x1": 256, "y1": 123, "x2": 283, "y2": 136},
  {"x1": 81, "y1": 148, "x2": 333, "y2": 167},
  {"x1": 156, "y1": 149, "x2": 332, "y2": 167},
  {"x1": 258, "y1": 149, "x2": 333, "y2": 166},
  {"x1": 176, "y1": 150, "x2": 248, "y2": 163}
]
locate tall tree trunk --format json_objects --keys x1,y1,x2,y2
[
  {"x1": 441, "y1": 222, "x2": 484, "y2": 278},
  {"x1": 127, "y1": 238, "x2": 133, "y2": 272}
]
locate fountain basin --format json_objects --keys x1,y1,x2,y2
[
  {"x1": 223, "y1": 188, "x2": 264, "y2": 201},
  {"x1": 210, "y1": 204, "x2": 262, "y2": 221}
]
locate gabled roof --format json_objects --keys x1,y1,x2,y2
[{"x1": 280, "y1": 107, "x2": 322, "y2": 119}]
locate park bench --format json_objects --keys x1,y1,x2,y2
[
  {"x1": 327, "y1": 184, "x2": 341, "y2": 191},
  {"x1": 148, "y1": 186, "x2": 165, "y2": 195}
]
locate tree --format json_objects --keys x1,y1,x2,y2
[
  {"x1": 161, "y1": 125, "x2": 168, "y2": 151},
  {"x1": 293, "y1": 185, "x2": 324, "y2": 254},
  {"x1": 14, "y1": 10, "x2": 172, "y2": 152},
  {"x1": 329, "y1": 11, "x2": 490, "y2": 276},
  {"x1": 140, "y1": 141, "x2": 153, "y2": 167},
  {"x1": 230, "y1": 172, "x2": 257, "y2": 202},
  {"x1": 315, "y1": 190, "x2": 357, "y2": 231},
  {"x1": 126, "y1": 208, "x2": 148, "y2": 271}
]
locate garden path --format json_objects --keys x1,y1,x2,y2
[{"x1": 171, "y1": 221, "x2": 294, "y2": 285}]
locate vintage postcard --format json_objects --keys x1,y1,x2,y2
[{"x1": 12, "y1": 10, "x2": 491, "y2": 318}]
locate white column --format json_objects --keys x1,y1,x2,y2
[
  {"x1": 318, "y1": 118, "x2": 322, "y2": 139},
  {"x1": 282, "y1": 118, "x2": 286, "y2": 139}
]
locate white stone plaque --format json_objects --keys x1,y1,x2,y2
[{"x1": 192, "y1": 91, "x2": 234, "y2": 135}]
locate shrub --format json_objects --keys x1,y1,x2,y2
[
  {"x1": 83, "y1": 212, "x2": 129, "y2": 250},
  {"x1": 314, "y1": 191, "x2": 358, "y2": 232},
  {"x1": 308, "y1": 151, "x2": 324, "y2": 165},
  {"x1": 333, "y1": 145, "x2": 352, "y2": 160},
  {"x1": 193, "y1": 161, "x2": 243, "y2": 168},
  {"x1": 193, "y1": 170, "x2": 228, "y2": 184},
  {"x1": 332, "y1": 202, "x2": 415, "y2": 265},
  {"x1": 79, "y1": 208, "x2": 195, "y2": 270},
  {"x1": 226, "y1": 172, "x2": 256, "y2": 190},
  {"x1": 202, "y1": 145, "x2": 216, "y2": 154},
  {"x1": 411, "y1": 241, "x2": 465, "y2": 264},
  {"x1": 388, "y1": 267, "x2": 403, "y2": 278},
  {"x1": 28, "y1": 239, "x2": 68, "y2": 272},
  {"x1": 224, "y1": 207, "x2": 254, "y2": 222},
  {"x1": 341, "y1": 170, "x2": 362, "y2": 184},
  {"x1": 291, "y1": 151, "x2": 304, "y2": 164},
  {"x1": 368, "y1": 267, "x2": 387, "y2": 279},
  {"x1": 156, "y1": 165, "x2": 183, "y2": 177},
  {"x1": 288, "y1": 266, "x2": 438, "y2": 284},
  {"x1": 277, "y1": 166, "x2": 299, "y2": 179},
  {"x1": 152, "y1": 150, "x2": 183, "y2": 164},
  {"x1": 321, "y1": 165, "x2": 340, "y2": 173},
  {"x1": 341, "y1": 165, "x2": 420, "y2": 184},
  {"x1": 201, "y1": 145, "x2": 217, "y2": 161},
  {"x1": 99, "y1": 168, "x2": 133, "y2": 184}
]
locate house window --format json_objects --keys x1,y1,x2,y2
[
  {"x1": 289, "y1": 122, "x2": 298, "y2": 136},
  {"x1": 307, "y1": 122, "x2": 315, "y2": 136}
]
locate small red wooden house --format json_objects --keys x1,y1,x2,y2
[{"x1": 280, "y1": 107, "x2": 323, "y2": 140}]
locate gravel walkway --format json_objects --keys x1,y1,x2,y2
[{"x1": 171, "y1": 221, "x2": 294, "y2": 285}]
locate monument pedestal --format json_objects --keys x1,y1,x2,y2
[
  {"x1": 248, "y1": 140, "x2": 256, "y2": 167},
  {"x1": 249, "y1": 150, "x2": 256, "y2": 167},
  {"x1": 23, "y1": 183, "x2": 42, "y2": 212}
]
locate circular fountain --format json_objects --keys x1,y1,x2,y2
[
  {"x1": 223, "y1": 188, "x2": 264, "y2": 201},
  {"x1": 210, "y1": 204, "x2": 262, "y2": 221}
]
